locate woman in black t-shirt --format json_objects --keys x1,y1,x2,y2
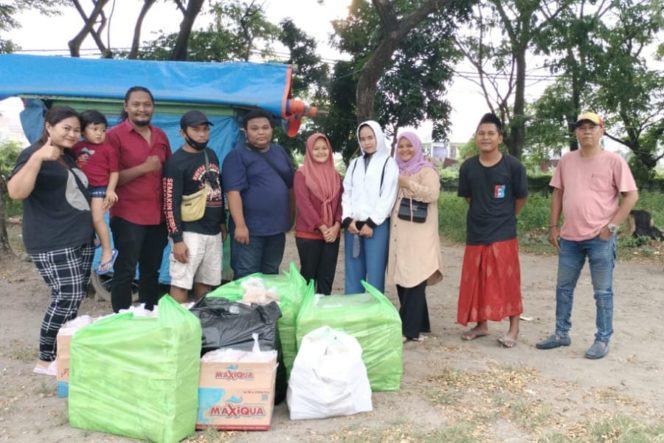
[{"x1": 8, "y1": 106, "x2": 94, "y2": 376}]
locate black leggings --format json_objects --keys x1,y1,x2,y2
[{"x1": 295, "y1": 237, "x2": 340, "y2": 295}]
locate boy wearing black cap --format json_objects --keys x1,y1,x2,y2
[
  {"x1": 163, "y1": 110, "x2": 226, "y2": 302},
  {"x1": 457, "y1": 113, "x2": 528, "y2": 348}
]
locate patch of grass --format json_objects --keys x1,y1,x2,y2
[
  {"x1": 439, "y1": 193, "x2": 467, "y2": 243},
  {"x1": 426, "y1": 385, "x2": 463, "y2": 406},
  {"x1": 589, "y1": 415, "x2": 664, "y2": 442},
  {"x1": 424, "y1": 365, "x2": 557, "y2": 434},
  {"x1": 493, "y1": 395, "x2": 552, "y2": 431},
  {"x1": 538, "y1": 432, "x2": 574, "y2": 443},
  {"x1": 424, "y1": 423, "x2": 477, "y2": 443},
  {"x1": 317, "y1": 425, "x2": 411, "y2": 443}
]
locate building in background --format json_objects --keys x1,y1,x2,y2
[{"x1": 423, "y1": 141, "x2": 461, "y2": 168}]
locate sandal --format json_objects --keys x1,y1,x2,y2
[
  {"x1": 497, "y1": 335, "x2": 518, "y2": 348},
  {"x1": 96, "y1": 249, "x2": 118, "y2": 275}
]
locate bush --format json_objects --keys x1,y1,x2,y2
[
  {"x1": 438, "y1": 190, "x2": 664, "y2": 256},
  {"x1": 1, "y1": 140, "x2": 22, "y2": 218}
]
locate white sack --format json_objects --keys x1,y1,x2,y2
[{"x1": 287, "y1": 326, "x2": 372, "y2": 420}]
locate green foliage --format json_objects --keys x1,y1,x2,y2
[
  {"x1": 525, "y1": 81, "x2": 576, "y2": 159},
  {"x1": 457, "y1": 137, "x2": 478, "y2": 161},
  {"x1": 438, "y1": 192, "x2": 467, "y2": 243},
  {"x1": 0, "y1": 139, "x2": 20, "y2": 177},
  {"x1": 278, "y1": 18, "x2": 328, "y2": 103},
  {"x1": 531, "y1": 0, "x2": 664, "y2": 183},
  {"x1": 1, "y1": 139, "x2": 22, "y2": 217},
  {"x1": 375, "y1": 9, "x2": 464, "y2": 141},
  {"x1": 330, "y1": 0, "x2": 472, "y2": 161},
  {"x1": 133, "y1": 0, "x2": 280, "y2": 61},
  {"x1": 439, "y1": 189, "x2": 664, "y2": 258}
]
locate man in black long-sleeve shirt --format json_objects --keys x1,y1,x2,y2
[{"x1": 163, "y1": 111, "x2": 226, "y2": 302}]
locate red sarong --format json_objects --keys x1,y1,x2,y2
[{"x1": 457, "y1": 238, "x2": 523, "y2": 325}]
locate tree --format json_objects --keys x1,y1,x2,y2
[
  {"x1": 331, "y1": 0, "x2": 471, "y2": 160},
  {"x1": 334, "y1": 0, "x2": 466, "y2": 123},
  {"x1": 128, "y1": 0, "x2": 158, "y2": 59},
  {"x1": 375, "y1": 11, "x2": 461, "y2": 149},
  {"x1": 171, "y1": 0, "x2": 205, "y2": 60},
  {"x1": 1, "y1": 0, "x2": 64, "y2": 53},
  {"x1": 455, "y1": 0, "x2": 572, "y2": 159},
  {"x1": 135, "y1": 0, "x2": 280, "y2": 61},
  {"x1": 528, "y1": 0, "x2": 664, "y2": 183},
  {"x1": 278, "y1": 18, "x2": 329, "y2": 103},
  {"x1": 69, "y1": 0, "x2": 209, "y2": 60},
  {"x1": 69, "y1": 0, "x2": 113, "y2": 58},
  {"x1": 0, "y1": 139, "x2": 21, "y2": 256},
  {"x1": 530, "y1": 0, "x2": 613, "y2": 151},
  {"x1": 589, "y1": 0, "x2": 664, "y2": 185}
]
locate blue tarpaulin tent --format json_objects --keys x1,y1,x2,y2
[{"x1": 0, "y1": 54, "x2": 313, "y2": 290}]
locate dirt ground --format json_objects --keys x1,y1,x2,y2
[{"x1": 1, "y1": 230, "x2": 663, "y2": 443}]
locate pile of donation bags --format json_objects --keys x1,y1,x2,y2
[{"x1": 59, "y1": 264, "x2": 403, "y2": 442}]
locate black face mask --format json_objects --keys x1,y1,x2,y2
[{"x1": 185, "y1": 135, "x2": 208, "y2": 151}]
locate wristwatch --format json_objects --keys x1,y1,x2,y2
[{"x1": 607, "y1": 223, "x2": 618, "y2": 234}]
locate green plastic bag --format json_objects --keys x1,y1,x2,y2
[
  {"x1": 295, "y1": 281, "x2": 403, "y2": 391},
  {"x1": 68, "y1": 296, "x2": 202, "y2": 443},
  {"x1": 207, "y1": 262, "x2": 311, "y2": 379}
]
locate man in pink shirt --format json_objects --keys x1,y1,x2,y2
[
  {"x1": 106, "y1": 86, "x2": 172, "y2": 312},
  {"x1": 536, "y1": 112, "x2": 638, "y2": 359}
]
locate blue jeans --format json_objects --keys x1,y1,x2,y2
[
  {"x1": 555, "y1": 235, "x2": 616, "y2": 342},
  {"x1": 344, "y1": 221, "x2": 389, "y2": 294},
  {"x1": 230, "y1": 230, "x2": 286, "y2": 280}
]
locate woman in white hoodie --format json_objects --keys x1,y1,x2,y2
[{"x1": 341, "y1": 120, "x2": 399, "y2": 293}]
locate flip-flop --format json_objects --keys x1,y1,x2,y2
[
  {"x1": 96, "y1": 249, "x2": 118, "y2": 275},
  {"x1": 461, "y1": 329, "x2": 488, "y2": 341},
  {"x1": 497, "y1": 335, "x2": 518, "y2": 348}
]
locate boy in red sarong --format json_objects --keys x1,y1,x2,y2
[{"x1": 456, "y1": 113, "x2": 528, "y2": 348}]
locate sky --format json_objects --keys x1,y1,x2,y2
[{"x1": 0, "y1": 0, "x2": 599, "y2": 150}]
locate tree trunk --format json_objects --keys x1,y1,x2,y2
[
  {"x1": 171, "y1": 0, "x2": 205, "y2": 61},
  {"x1": 356, "y1": 38, "x2": 400, "y2": 122},
  {"x1": 509, "y1": 48, "x2": 526, "y2": 159},
  {"x1": 0, "y1": 177, "x2": 13, "y2": 257},
  {"x1": 356, "y1": 0, "x2": 449, "y2": 122},
  {"x1": 69, "y1": 0, "x2": 111, "y2": 58},
  {"x1": 129, "y1": 0, "x2": 157, "y2": 59}
]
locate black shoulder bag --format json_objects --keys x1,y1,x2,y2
[{"x1": 397, "y1": 197, "x2": 428, "y2": 223}]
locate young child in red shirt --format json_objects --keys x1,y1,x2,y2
[{"x1": 72, "y1": 110, "x2": 119, "y2": 274}]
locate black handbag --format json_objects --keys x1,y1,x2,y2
[{"x1": 397, "y1": 197, "x2": 428, "y2": 223}]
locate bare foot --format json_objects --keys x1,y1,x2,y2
[{"x1": 461, "y1": 325, "x2": 489, "y2": 341}]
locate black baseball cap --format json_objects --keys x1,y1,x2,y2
[{"x1": 180, "y1": 110, "x2": 213, "y2": 129}]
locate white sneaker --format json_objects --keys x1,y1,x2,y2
[{"x1": 33, "y1": 360, "x2": 57, "y2": 376}]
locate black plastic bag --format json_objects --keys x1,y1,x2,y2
[{"x1": 190, "y1": 297, "x2": 281, "y2": 355}]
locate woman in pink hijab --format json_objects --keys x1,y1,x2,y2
[
  {"x1": 387, "y1": 131, "x2": 444, "y2": 342},
  {"x1": 294, "y1": 133, "x2": 343, "y2": 294}
]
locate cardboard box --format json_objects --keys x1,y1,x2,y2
[
  {"x1": 56, "y1": 334, "x2": 71, "y2": 398},
  {"x1": 196, "y1": 357, "x2": 277, "y2": 430},
  {"x1": 55, "y1": 315, "x2": 96, "y2": 398}
]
